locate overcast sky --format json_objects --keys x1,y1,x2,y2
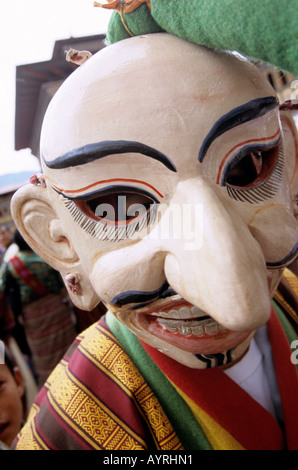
[
  {"x1": 1, "y1": 1, "x2": 297, "y2": 180},
  {"x1": 0, "y1": 0, "x2": 111, "y2": 176}
]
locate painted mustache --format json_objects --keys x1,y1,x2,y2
[
  {"x1": 110, "y1": 242, "x2": 297, "y2": 308},
  {"x1": 110, "y1": 281, "x2": 175, "y2": 307}
]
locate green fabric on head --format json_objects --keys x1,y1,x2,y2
[
  {"x1": 106, "y1": 5, "x2": 163, "y2": 44},
  {"x1": 105, "y1": 0, "x2": 298, "y2": 75}
]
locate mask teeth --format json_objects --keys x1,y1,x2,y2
[
  {"x1": 157, "y1": 317, "x2": 226, "y2": 335},
  {"x1": 151, "y1": 304, "x2": 207, "y2": 320}
]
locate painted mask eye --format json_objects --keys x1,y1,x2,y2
[
  {"x1": 224, "y1": 144, "x2": 279, "y2": 189},
  {"x1": 76, "y1": 191, "x2": 156, "y2": 225},
  {"x1": 60, "y1": 186, "x2": 159, "y2": 242},
  {"x1": 222, "y1": 141, "x2": 284, "y2": 204}
]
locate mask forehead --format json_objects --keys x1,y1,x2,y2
[{"x1": 40, "y1": 34, "x2": 275, "y2": 171}]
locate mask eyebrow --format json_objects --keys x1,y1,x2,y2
[
  {"x1": 198, "y1": 96, "x2": 279, "y2": 162},
  {"x1": 43, "y1": 140, "x2": 177, "y2": 172}
]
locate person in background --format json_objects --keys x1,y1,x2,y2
[
  {"x1": 0, "y1": 287, "x2": 38, "y2": 420},
  {"x1": 0, "y1": 230, "x2": 77, "y2": 387},
  {"x1": 0, "y1": 225, "x2": 18, "y2": 265},
  {"x1": 0, "y1": 349, "x2": 25, "y2": 449}
]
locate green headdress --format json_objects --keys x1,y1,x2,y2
[{"x1": 95, "y1": 0, "x2": 298, "y2": 75}]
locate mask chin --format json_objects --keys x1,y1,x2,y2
[
  {"x1": 111, "y1": 300, "x2": 256, "y2": 370},
  {"x1": 127, "y1": 322, "x2": 254, "y2": 370}
]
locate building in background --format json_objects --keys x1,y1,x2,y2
[
  {"x1": 15, "y1": 34, "x2": 106, "y2": 160},
  {"x1": 0, "y1": 34, "x2": 106, "y2": 229}
]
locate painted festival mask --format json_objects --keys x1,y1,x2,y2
[{"x1": 11, "y1": 34, "x2": 298, "y2": 369}]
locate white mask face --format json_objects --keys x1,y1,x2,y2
[{"x1": 15, "y1": 34, "x2": 298, "y2": 369}]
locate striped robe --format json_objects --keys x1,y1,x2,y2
[{"x1": 13, "y1": 299, "x2": 298, "y2": 450}]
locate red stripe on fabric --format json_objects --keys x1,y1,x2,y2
[
  {"x1": 141, "y1": 310, "x2": 287, "y2": 450},
  {"x1": 27, "y1": 340, "x2": 97, "y2": 449},
  {"x1": 40, "y1": 394, "x2": 93, "y2": 449},
  {"x1": 33, "y1": 357, "x2": 76, "y2": 409},
  {"x1": 63, "y1": 337, "x2": 81, "y2": 362},
  {"x1": 268, "y1": 311, "x2": 298, "y2": 450},
  {"x1": 68, "y1": 337, "x2": 151, "y2": 442},
  {"x1": 33, "y1": 408, "x2": 60, "y2": 450},
  {"x1": 33, "y1": 383, "x2": 50, "y2": 408}
]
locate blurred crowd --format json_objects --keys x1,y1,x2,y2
[{"x1": 0, "y1": 223, "x2": 106, "y2": 449}]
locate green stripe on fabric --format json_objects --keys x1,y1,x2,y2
[
  {"x1": 105, "y1": 311, "x2": 212, "y2": 450},
  {"x1": 106, "y1": 0, "x2": 298, "y2": 75},
  {"x1": 272, "y1": 300, "x2": 298, "y2": 373}
]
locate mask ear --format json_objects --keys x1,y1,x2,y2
[
  {"x1": 11, "y1": 183, "x2": 100, "y2": 311},
  {"x1": 280, "y1": 105, "x2": 298, "y2": 218}
]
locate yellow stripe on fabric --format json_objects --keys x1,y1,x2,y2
[
  {"x1": 171, "y1": 382, "x2": 244, "y2": 450},
  {"x1": 283, "y1": 268, "x2": 298, "y2": 294},
  {"x1": 17, "y1": 321, "x2": 182, "y2": 450},
  {"x1": 44, "y1": 358, "x2": 68, "y2": 389},
  {"x1": 273, "y1": 268, "x2": 298, "y2": 326},
  {"x1": 47, "y1": 365, "x2": 147, "y2": 450},
  {"x1": 31, "y1": 418, "x2": 51, "y2": 450},
  {"x1": 16, "y1": 416, "x2": 47, "y2": 450},
  {"x1": 26, "y1": 402, "x2": 40, "y2": 422},
  {"x1": 79, "y1": 337, "x2": 140, "y2": 398},
  {"x1": 273, "y1": 290, "x2": 298, "y2": 325},
  {"x1": 78, "y1": 325, "x2": 160, "y2": 449},
  {"x1": 79, "y1": 322, "x2": 182, "y2": 450},
  {"x1": 15, "y1": 402, "x2": 43, "y2": 450},
  {"x1": 67, "y1": 366, "x2": 147, "y2": 448}
]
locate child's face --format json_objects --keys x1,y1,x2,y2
[
  {"x1": 0, "y1": 228, "x2": 12, "y2": 249},
  {"x1": 0, "y1": 365, "x2": 24, "y2": 447}
]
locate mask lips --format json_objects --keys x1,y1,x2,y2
[{"x1": 134, "y1": 307, "x2": 252, "y2": 355}]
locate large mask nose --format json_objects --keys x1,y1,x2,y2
[{"x1": 156, "y1": 178, "x2": 271, "y2": 332}]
